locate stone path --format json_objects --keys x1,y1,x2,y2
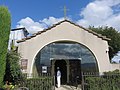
[{"x1": 55, "y1": 85, "x2": 81, "y2": 90}]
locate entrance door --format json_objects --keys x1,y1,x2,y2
[
  {"x1": 55, "y1": 60, "x2": 67, "y2": 84},
  {"x1": 69, "y1": 59, "x2": 81, "y2": 84}
]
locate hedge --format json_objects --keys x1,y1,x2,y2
[
  {"x1": 85, "y1": 70, "x2": 120, "y2": 90},
  {"x1": 0, "y1": 6, "x2": 11, "y2": 87},
  {"x1": 19, "y1": 77, "x2": 53, "y2": 90}
]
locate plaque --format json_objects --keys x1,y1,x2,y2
[
  {"x1": 42, "y1": 66, "x2": 47, "y2": 73},
  {"x1": 21, "y1": 59, "x2": 28, "y2": 70}
]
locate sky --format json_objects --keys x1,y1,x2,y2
[
  {"x1": 0, "y1": 0, "x2": 120, "y2": 62},
  {"x1": 0, "y1": 0, "x2": 89, "y2": 29}
]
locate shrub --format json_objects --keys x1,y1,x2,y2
[
  {"x1": 85, "y1": 70, "x2": 120, "y2": 90},
  {"x1": 4, "y1": 51, "x2": 23, "y2": 84},
  {"x1": 0, "y1": 6, "x2": 11, "y2": 87},
  {"x1": 19, "y1": 77, "x2": 53, "y2": 90}
]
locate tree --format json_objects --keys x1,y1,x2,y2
[
  {"x1": 4, "y1": 50, "x2": 23, "y2": 84},
  {"x1": 0, "y1": 6, "x2": 11, "y2": 86},
  {"x1": 4, "y1": 39, "x2": 23, "y2": 84},
  {"x1": 89, "y1": 26, "x2": 120, "y2": 60}
]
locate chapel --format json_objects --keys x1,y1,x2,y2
[{"x1": 16, "y1": 19, "x2": 119, "y2": 84}]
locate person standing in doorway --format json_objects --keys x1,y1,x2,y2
[{"x1": 57, "y1": 67, "x2": 61, "y2": 88}]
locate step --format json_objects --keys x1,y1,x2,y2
[{"x1": 55, "y1": 85, "x2": 81, "y2": 90}]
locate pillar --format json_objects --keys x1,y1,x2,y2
[
  {"x1": 65, "y1": 60, "x2": 70, "y2": 83},
  {"x1": 51, "y1": 59, "x2": 56, "y2": 76}
]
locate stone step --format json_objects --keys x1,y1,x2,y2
[{"x1": 55, "y1": 85, "x2": 81, "y2": 90}]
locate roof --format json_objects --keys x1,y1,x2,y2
[
  {"x1": 17, "y1": 19, "x2": 110, "y2": 43},
  {"x1": 11, "y1": 27, "x2": 29, "y2": 37}
]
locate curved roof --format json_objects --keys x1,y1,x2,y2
[{"x1": 17, "y1": 19, "x2": 110, "y2": 43}]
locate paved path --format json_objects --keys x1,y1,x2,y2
[{"x1": 55, "y1": 85, "x2": 81, "y2": 90}]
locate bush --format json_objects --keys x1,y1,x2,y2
[
  {"x1": 85, "y1": 70, "x2": 120, "y2": 90},
  {"x1": 19, "y1": 77, "x2": 53, "y2": 90},
  {"x1": 4, "y1": 51, "x2": 23, "y2": 84},
  {"x1": 0, "y1": 6, "x2": 11, "y2": 87}
]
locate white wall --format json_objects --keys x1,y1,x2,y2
[{"x1": 18, "y1": 21, "x2": 112, "y2": 74}]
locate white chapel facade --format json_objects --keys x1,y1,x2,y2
[{"x1": 17, "y1": 20, "x2": 119, "y2": 80}]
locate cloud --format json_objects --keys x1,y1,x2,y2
[
  {"x1": 77, "y1": 0, "x2": 120, "y2": 31},
  {"x1": 76, "y1": 0, "x2": 120, "y2": 63},
  {"x1": 112, "y1": 51, "x2": 120, "y2": 63},
  {"x1": 17, "y1": 17, "x2": 64, "y2": 34},
  {"x1": 17, "y1": 17, "x2": 44, "y2": 34},
  {"x1": 15, "y1": 0, "x2": 120, "y2": 62},
  {"x1": 39, "y1": 17, "x2": 64, "y2": 27}
]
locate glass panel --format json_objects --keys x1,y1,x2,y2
[
  {"x1": 50, "y1": 43, "x2": 81, "y2": 59},
  {"x1": 34, "y1": 42, "x2": 98, "y2": 74}
]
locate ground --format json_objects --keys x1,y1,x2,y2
[{"x1": 55, "y1": 85, "x2": 81, "y2": 90}]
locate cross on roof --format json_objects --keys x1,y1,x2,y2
[{"x1": 63, "y1": 6, "x2": 69, "y2": 19}]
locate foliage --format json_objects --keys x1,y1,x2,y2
[
  {"x1": 84, "y1": 70, "x2": 120, "y2": 90},
  {"x1": 0, "y1": 6, "x2": 11, "y2": 86},
  {"x1": 19, "y1": 77, "x2": 53, "y2": 90},
  {"x1": 4, "y1": 51, "x2": 23, "y2": 84},
  {"x1": 3, "y1": 81, "x2": 15, "y2": 90},
  {"x1": 104, "y1": 69, "x2": 120, "y2": 75},
  {"x1": 89, "y1": 26, "x2": 120, "y2": 60}
]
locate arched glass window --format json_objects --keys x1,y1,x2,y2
[{"x1": 33, "y1": 42, "x2": 98, "y2": 75}]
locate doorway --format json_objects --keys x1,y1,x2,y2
[
  {"x1": 54, "y1": 60, "x2": 67, "y2": 84},
  {"x1": 69, "y1": 59, "x2": 81, "y2": 84}
]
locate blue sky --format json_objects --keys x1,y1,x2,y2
[
  {"x1": 1, "y1": 0, "x2": 120, "y2": 62},
  {"x1": 0, "y1": 0, "x2": 90, "y2": 28},
  {"x1": 0, "y1": 0, "x2": 120, "y2": 33}
]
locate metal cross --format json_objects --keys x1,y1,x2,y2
[{"x1": 63, "y1": 6, "x2": 69, "y2": 19}]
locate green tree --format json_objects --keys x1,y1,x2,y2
[
  {"x1": 4, "y1": 40, "x2": 23, "y2": 84},
  {"x1": 0, "y1": 6, "x2": 11, "y2": 86},
  {"x1": 89, "y1": 26, "x2": 120, "y2": 60},
  {"x1": 4, "y1": 51, "x2": 23, "y2": 84}
]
